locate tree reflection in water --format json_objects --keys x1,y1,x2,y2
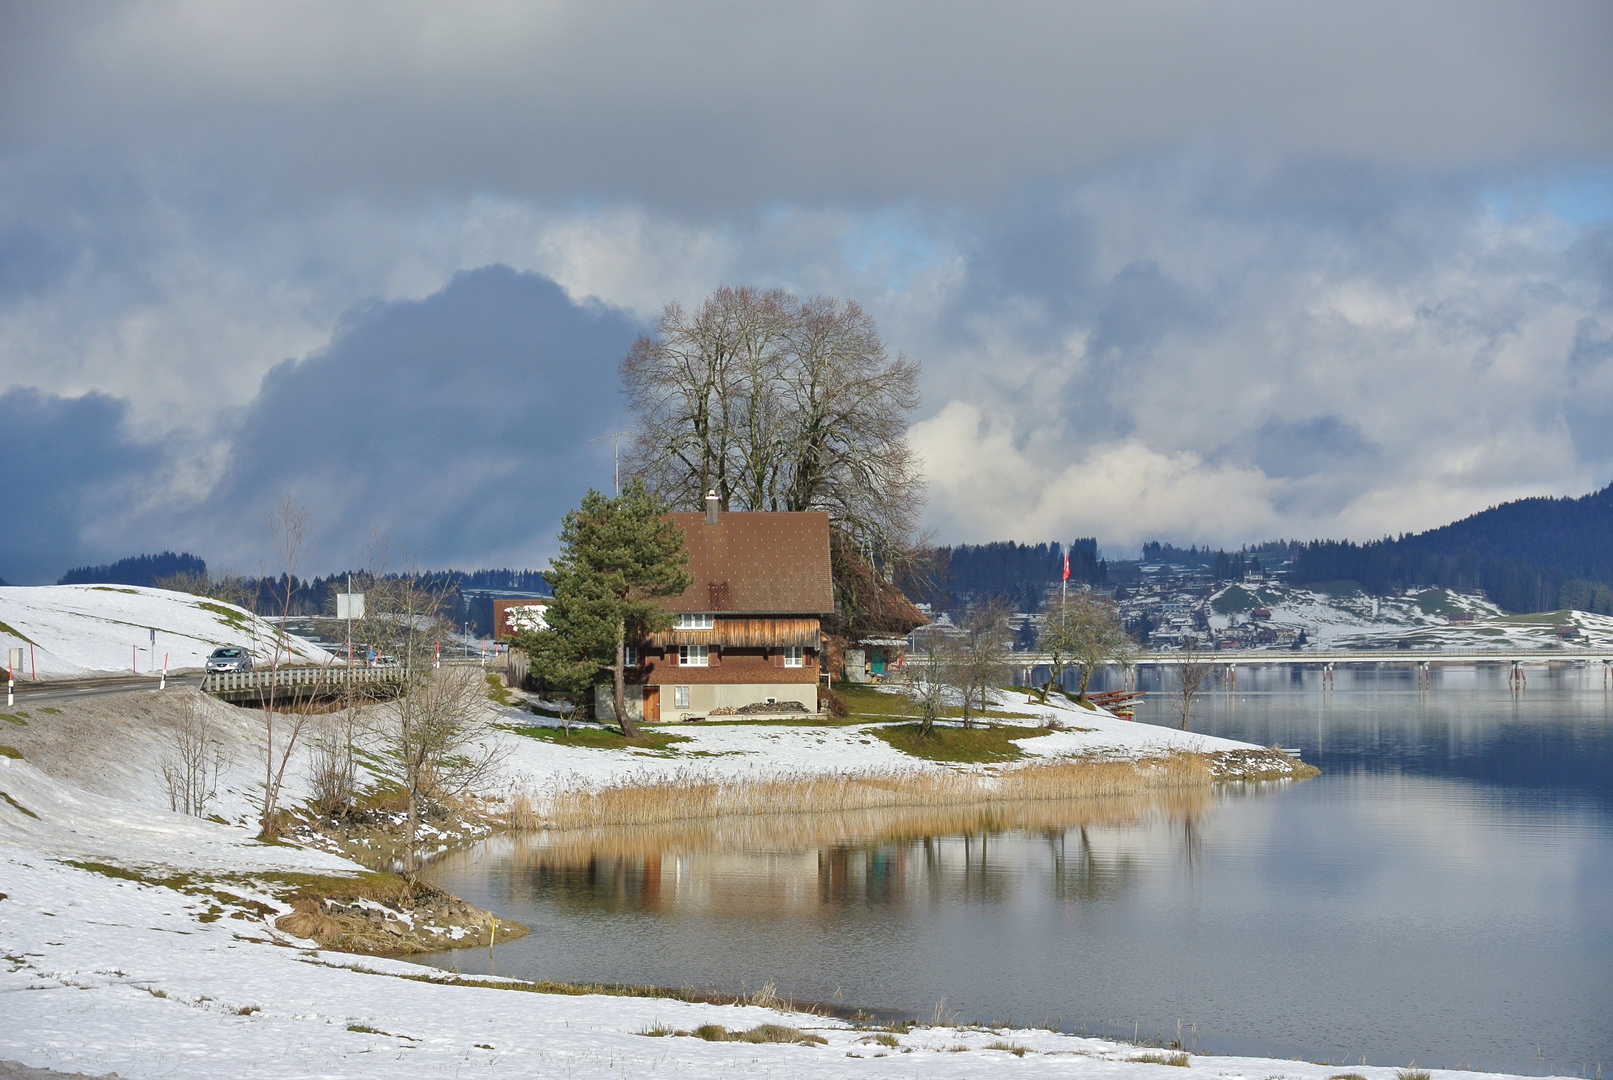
[{"x1": 489, "y1": 788, "x2": 1215, "y2": 917}]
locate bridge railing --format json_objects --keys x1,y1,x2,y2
[{"x1": 202, "y1": 665, "x2": 406, "y2": 697}]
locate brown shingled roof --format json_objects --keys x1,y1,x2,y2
[{"x1": 660, "y1": 510, "x2": 834, "y2": 615}]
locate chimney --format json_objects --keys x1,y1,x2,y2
[{"x1": 705, "y1": 489, "x2": 719, "y2": 525}]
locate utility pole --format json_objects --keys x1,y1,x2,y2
[{"x1": 591, "y1": 431, "x2": 629, "y2": 496}]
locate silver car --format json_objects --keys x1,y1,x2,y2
[{"x1": 205, "y1": 646, "x2": 253, "y2": 673}]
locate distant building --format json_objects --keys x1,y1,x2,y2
[
  {"x1": 493, "y1": 598, "x2": 552, "y2": 641},
  {"x1": 1251, "y1": 608, "x2": 1272, "y2": 621},
  {"x1": 1446, "y1": 611, "x2": 1475, "y2": 625}
]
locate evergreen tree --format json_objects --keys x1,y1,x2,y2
[{"x1": 519, "y1": 479, "x2": 692, "y2": 737}]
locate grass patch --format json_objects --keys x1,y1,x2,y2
[
  {"x1": 1307, "y1": 580, "x2": 1363, "y2": 599},
  {"x1": 39, "y1": 707, "x2": 58, "y2": 714},
  {"x1": 685, "y1": 1023, "x2": 826, "y2": 1046},
  {"x1": 862, "y1": 1032, "x2": 901, "y2": 1047},
  {"x1": 872, "y1": 723, "x2": 1044, "y2": 764},
  {"x1": 0, "y1": 745, "x2": 22, "y2": 759},
  {"x1": 0, "y1": 620, "x2": 37, "y2": 646},
  {"x1": 1397, "y1": 1070, "x2": 1431, "y2": 1080},
  {"x1": 485, "y1": 673, "x2": 516, "y2": 706},
  {"x1": 987, "y1": 1040, "x2": 1030, "y2": 1057},
  {"x1": 89, "y1": 586, "x2": 140, "y2": 595},
  {"x1": 1133, "y1": 1051, "x2": 1190, "y2": 1066},
  {"x1": 0, "y1": 714, "x2": 25, "y2": 726},
  {"x1": 1, "y1": 790, "x2": 38, "y2": 818},
  {"x1": 508, "y1": 724, "x2": 692, "y2": 752},
  {"x1": 1330, "y1": 1074, "x2": 1369, "y2": 1080}
]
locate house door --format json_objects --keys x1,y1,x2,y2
[{"x1": 643, "y1": 686, "x2": 660, "y2": 721}]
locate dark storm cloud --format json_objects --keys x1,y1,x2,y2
[
  {"x1": 192, "y1": 265, "x2": 640, "y2": 570},
  {"x1": 3, "y1": 2, "x2": 1610, "y2": 213},
  {"x1": 0, "y1": 387, "x2": 162, "y2": 583}
]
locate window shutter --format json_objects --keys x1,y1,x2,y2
[
  {"x1": 709, "y1": 645, "x2": 720, "y2": 668},
  {"x1": 668, "y1": 647, "x2": 678, "y2": 667}
]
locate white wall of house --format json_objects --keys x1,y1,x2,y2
[{"x1": 594, "y1": 682, "x2": 815, "y2": 721}]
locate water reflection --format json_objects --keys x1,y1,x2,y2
[
  {"x1": 450, "y1": 790, "x2": 1216, "y2": 919},
  {"x1": 421, "y1": 672, "x2": 1613, "y2": 1075}
]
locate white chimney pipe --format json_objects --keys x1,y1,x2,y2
[{"x1": 705, "y1": 489, "x2": 719, "y2": 525}]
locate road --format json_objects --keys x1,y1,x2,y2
[{"x1": 5, "y1": 673, "x2": 203, "y2": 705}]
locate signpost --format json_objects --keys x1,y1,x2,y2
[
  {"x1": 6, "y1": 647, "x2": 19, "y2": 708},
  {"x1": 337, "y1": 584, "x2": 365, "y2": 671}
]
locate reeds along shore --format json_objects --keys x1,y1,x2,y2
[{"x1": 527, "y1": 751, "x2": 1297, "y2": 833}]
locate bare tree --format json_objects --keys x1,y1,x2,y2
[
  {"x1": 257, "y1": 497, "x2": 322, "y2": 839},
  {"x1": 1037, "y1": 591, "x2": 1137, "y2": 700},
  {"x1": 160, "y1": 697, "x2": 227, "y2": 817},
  {"x1": 621, "y1": 286, "x2": 923, "y2": 579},
  {"x1": 384, "y1": 665, "x2": 507, "y2": 882},
  {"x1": 904, "y1": 636, "x2": 952, "y2": 738},
  {"x1": 1173, "y1": 637, "x2": 1216, "y2": 730},
  {"x1": 949, "y1": 599, "x2": 1014, "y2": 728}
]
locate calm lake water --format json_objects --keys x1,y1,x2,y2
[{"x1": 421, "y1": 664, "x2": 1613, "y2": 1075}]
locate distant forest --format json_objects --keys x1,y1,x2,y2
[
  {"x1": 58, "y1": 552, "x2": 206, "y2": 587},
  {"x1": 906, "y1": 540, "x2": 1106, "y2": 612},
  {"x1": 1285, "y1": 482, "x2": 1613, "y2": 614}
]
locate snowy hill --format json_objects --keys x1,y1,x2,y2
[
  {"x1": 1208, "y1": 582, "x2": 1613, "y2": 650},
  {"x1": 0, "y1": 584, "x2": 334, "y2": 678}
]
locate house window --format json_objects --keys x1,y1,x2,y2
[
  {"x1": 678, "y1": 644, "x2": 709, "y2": 666},
  {"x1": 784, "y1": 646, "x2": 804, "y2": 667},
  {"x1": 674, "y1": 613, "x2": 714, "y2": 630},
  {"x1": 623, "y1": 646, "x2": 638, "y2": 667},
  {"x1": 674, "y1": 685, "x2": 690, "y2": 709}
]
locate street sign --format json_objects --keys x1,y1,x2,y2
[
  {"x1": 7, "y1": 648, "x2": 20, "y2": 672},
  {"x1": 337, "y1": 593, "x2": 365, "y2": 620}
]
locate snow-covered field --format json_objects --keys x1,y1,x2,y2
[
  {"x1": 1209, "y1": 583, "x2": 1613, "y2": 650},
  {"x1": 0, "y1": 681, "x2": 1565, "y2": 1079},
  {"x1": 0, "y1": 585, "x2": 334, "y2": 678}
]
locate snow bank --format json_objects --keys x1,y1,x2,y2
[{"x1": 0, "y1": 585, "x2": 333, "y2": 678}]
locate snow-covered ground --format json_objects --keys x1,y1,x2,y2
[
  {"x1": 0, "y1": 683, "x2": 1563, "y2": 1079},
  {"x1": 0, "y1": 585, "x2": 333, "y2": 678},
  {"x1": 1209, "y1": 583, "x2": 1613, "y2": 650}
]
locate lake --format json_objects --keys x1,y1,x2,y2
[{"x1": 420, "y1": 663, "x2": 1613, "y2": 1076}]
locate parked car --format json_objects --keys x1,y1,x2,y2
[{"x1": 205, "y1": 646, "x2": 253, "y2": 673}]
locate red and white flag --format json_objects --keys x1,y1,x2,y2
[{"x1": 1062, "y1": 552, "x2": 1070, "y2": 581}]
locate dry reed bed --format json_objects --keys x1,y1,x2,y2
[{"x1": 536, "y1": 752, "x2": 1222, "y2": 832}]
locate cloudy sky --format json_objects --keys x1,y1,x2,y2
[{"x1": 2, "y1": 1, "x2": 1611, "y2": 583}]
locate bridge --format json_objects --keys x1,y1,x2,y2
[
  {"x1": 201, "y1": 665, "x2": 406, "y2": 703},
  {"x1": 1009, "y1": 648, "x2": 1613, "y2": 690}
]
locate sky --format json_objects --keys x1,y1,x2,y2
[{"x1": 2, "y1": 1, "x2": 1612, "y2": 583}]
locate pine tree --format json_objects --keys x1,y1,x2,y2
[{"x1": 521, "y1": 479, "x2": 692, "y2": 737}]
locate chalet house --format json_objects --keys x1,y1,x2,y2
[{"x1": 597, "y1": 495, "x2": 834, "y2": 722}]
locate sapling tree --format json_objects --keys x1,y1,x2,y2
[
  {"x1": 1173, "y1": 637, "x2": 1216, "y2": 730},
  {"x1": 517, "y1": 479, "x2": 693, "y2": 737},
  {"x1": 384, "y1": 664, "x2": 506, "y2": 883}
]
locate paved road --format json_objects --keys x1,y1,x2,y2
[{"x1": 5, "y1": 673, "x2": 203, "y2": 705}]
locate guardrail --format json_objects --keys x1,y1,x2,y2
[{"x1": 202, "y1": 665, "x2": 405, "y2": 700}]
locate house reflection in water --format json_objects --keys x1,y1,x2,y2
[{"x1": 494, "y1": 793, "x2": 1207, "y2": 918}]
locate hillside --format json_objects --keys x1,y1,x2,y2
[
  {"x1": 0, "y1": 584, "x2": 333, "y2": 677},
  {"x1": 1289, "y1": 482, "x2": 1613, "y2": 613},
  {"x1": 1208, "y1": 582, "x2": 1613, "y2": 650}
]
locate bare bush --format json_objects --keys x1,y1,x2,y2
[
  {"x1": 384, "y1": 665, "x2": 509, "y2": 880},
  {"x1": 159, "y1": 698, "x2": 227, "y2": 817}
]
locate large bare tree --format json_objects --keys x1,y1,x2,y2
[{"x1": 621, "y1": 286, "x2": 923, "y2": 580}]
